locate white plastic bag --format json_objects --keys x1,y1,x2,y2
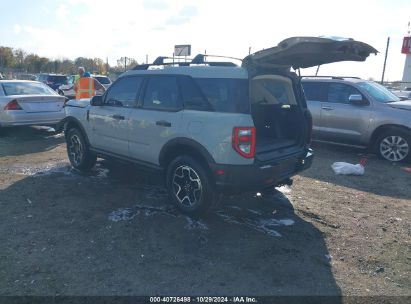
[{"x1": 331, "y1": 162, "x2": 364, "y2": 175}]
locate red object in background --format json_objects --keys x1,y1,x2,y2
[
  {"x1": 359, "y1": 158, "x2": 367, "y2": 167},
  {"x1": 402, "y1": 36, "x2": 411, "y2": 54},
  {"x1": 403, "y1": 167, "x2": 411, "y2": 173}
]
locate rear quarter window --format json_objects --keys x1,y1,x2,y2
[
  {"x1": 301, "y1": 82, "x2": 326, "y2": 101},
  {"x1": 194, "y1": 78, "x2": 249, "y2": 114}
]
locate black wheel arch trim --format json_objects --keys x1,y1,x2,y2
[
  {"x1": 62, "y1": 116, "x2": 91, "y2": 146},
  {"x1": 159, "y1": 138, "x2": 216, "y2": 168}
]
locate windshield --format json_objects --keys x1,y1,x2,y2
[
  {"x1": 1, "y1": 81, "x2": 58, "y2": 96},
  {"x1": 357, "y1": 81, "x2": 400, "y2": 103},
  {"x1": 94, "y1": 76, "x2": 111, "y2": 84},
  {"x1": 48, "y1": 75, "x2": 68, "y2": 84}
]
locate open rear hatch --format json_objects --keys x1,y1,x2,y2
[
  {"x1": 242, "y1": 36, "x2": 378, "y2": 70},
  {"x1": 243, "y1": 36, "x2": 377, "y2": 162}
]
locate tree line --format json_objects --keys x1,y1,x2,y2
[{"x1": 0, "y1": 46, "x2": 138, "y2": 75}]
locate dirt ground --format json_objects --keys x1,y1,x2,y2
[{"x1": 0, "y1": 126, "x2": 410, "y2": 299}]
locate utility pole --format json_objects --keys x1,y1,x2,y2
[
  {"x1": 124, "y1": 56, "x2": 127, "y2": 72},
  {"x1": 106, "y1": 57, "x2": 109, "y2": 75},
  {"x1": 381, "y1": 37, "x2": 390, "y2": 84}
]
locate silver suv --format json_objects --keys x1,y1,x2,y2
[
  {"x1": 62, "y1": 37, "x2": 376, "y2": 216},
  {"x1": 302, "y1": 77, "x2": 411, "y2": 162}
]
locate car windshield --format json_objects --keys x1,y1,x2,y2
[
  {"x1": 94, "y1": 76, "x2": 111, "y2": 84},
  {"x1": 1, "y1": 81, "x2": 58, "y2": 96},
  {"x1": 48, "y1": 75, "x2": 68, "y2": 84},
  {"x1": 357, "y1": 81, "x2": 400, "y2": 103}
]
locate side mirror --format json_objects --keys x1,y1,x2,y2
[
  {"x1": 349, "y1": 94, "x2": 369, "y2": 106},
  {"x1": 90, "y1": 95, "x2": 103, "y2": 106}
]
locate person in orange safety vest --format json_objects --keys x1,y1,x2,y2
[{"x1": 74, "y1": 68, "x2": 106, "y2": 100}]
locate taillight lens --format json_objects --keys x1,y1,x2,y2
[
  {"x1": 232, "y1": 127, "x2": 256, "y2": 158},
  {"x1": 4, "y1": 100, "x2": 22, "y2": 110}
]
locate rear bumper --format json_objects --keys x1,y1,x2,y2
[
  {"x1": 212, "y1": 149, "x2": 313, "y2": 192},
  {"x1": 0, "y1": 111, "x2": 65, "y2": 127}
]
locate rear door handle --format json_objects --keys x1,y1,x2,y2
[
  {"x1": 156, "y1": 120, "x2": 171, "y2": 127},
  {"x1": 321, "y1": 106, "x2": 334, "y2": 110},
  {"x1": 112, "y1": 114, "x2": 125, "y2": 120}
]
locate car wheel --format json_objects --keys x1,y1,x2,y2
[
  {"x1": 66, "y1": 128, "x2": 97, "y2": 171},
  {"x1": 166, "y1": 155, "x2": 215, "y2": 217},
  {"x1": 375, "y1": 128, "x2": 410, "y2": 162}
]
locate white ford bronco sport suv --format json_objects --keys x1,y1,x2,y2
[{"x1": 63, "y1": 37, "x2": 376, "y2": 216}]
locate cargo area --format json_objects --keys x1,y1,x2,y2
[{"x1": 250, "y1": 75, "x2": 305, "y2": 159}]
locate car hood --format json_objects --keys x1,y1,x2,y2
[
  {"x1": 243, "y1": 36, "x2": 378, "y2": 70},
  {"x1": 388, "y1": 100, "x2": 411, "y2": 111},
  {"x1": 66, "y1": 98, "x2": 91, "y2": 108}
]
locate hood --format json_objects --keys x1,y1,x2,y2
[
  {"x1": 388, "y1": 100, "x2": 411, "y2": 111},
  {"x1": 66, "y1": 98, "x2": 91, "y2": 108},
  {"x1": 242, "y1": 36, "x2": 378, "y2": 70}
]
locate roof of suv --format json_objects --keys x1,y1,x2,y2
[
  {"x1": 123, "y1": 65, "x2": 248, "y2": 79},
  {"x1": 301, "y1": 76, "x2": 366, "y2": 84}
]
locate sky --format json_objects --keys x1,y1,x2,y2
[{"x1": 0, "y1": 0, "x2": 410, "y2": 81}]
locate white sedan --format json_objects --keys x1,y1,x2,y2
[{"x1": 0, "y1": 80, "x2": 66, "y2": 130}]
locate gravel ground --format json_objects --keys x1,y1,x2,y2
[{"x1": 0, "y1": 126, "x2": 410, "y2": 299}]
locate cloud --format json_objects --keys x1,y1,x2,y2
[
  {"x1": 166, "y1": 5, "x2": 198, "y2": 26},
  {"x1": 14, "y1": 24, "x2": 21, "y2": 35},
  {"x1": 57, "y1": 4, "x2": 69, "y2": 20},
  {"x1": 143, "y1": 0, "x2": 168, "y2": 10}
]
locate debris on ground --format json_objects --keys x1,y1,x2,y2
[{"x1": 331, "y1": 162, "x2": 365, "y2": 175}]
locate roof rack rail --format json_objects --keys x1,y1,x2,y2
[
  {"x1": 132, "y1": 54, "x2": 239, "y2": 70},
  {"x1": 301, "y1": 75, "x2": 362, "y2": 80}
]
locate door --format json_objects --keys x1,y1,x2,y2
[
  {"x1": 302, "y1": 81, "x2": 327, "y2": 139},
  {"x1": 319, "y1": 82, "x2": 371, "y2": 145},
  {"x1": 88, "y1": 76, "x2": 142, "y2": 156},
  {"x1": 128, "y1": 75, "x2": 183, "y2": 165}
]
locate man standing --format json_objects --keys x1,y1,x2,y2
[{"x1": 74, "y1": 68, "x2": 106, "y2": 100}]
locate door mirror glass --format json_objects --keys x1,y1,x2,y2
[
  {"x1": 349, "y1": 94, "x2": 369, "y2": 105},
  {"x1": 90, "y1": 95, "x2": 103, "y2": 106}
]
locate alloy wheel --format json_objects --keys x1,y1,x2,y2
[
  {"x1": 379, "y1": 135, "x2": 409, "y2": 162},
  {"x1": 172, "y1": 165, "x2": 202, "y2": 207},
  {"x1": 68, "y1": 134, "x2": 84, "y2": 166}
]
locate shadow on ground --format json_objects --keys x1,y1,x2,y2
[
  {"x1": 300, "y1": 142, "x2": 411, "y2": 199},
  {"x1": 0, "y1": 160, "x2": 341, "y2": 297},
  {"x1": 0, "y1": 126, "x2": 64, "y2": 157}
]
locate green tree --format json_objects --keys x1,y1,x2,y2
[{"x1": 0, "y1": 47, "x2": 16, "y2": 68}]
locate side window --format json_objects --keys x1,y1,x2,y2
[
  {"x1": 327, "y1": 83, "x2": 362, "y2": 104},
  {"x1": 104, "y1": 76, "x2": 143, "y2": 107},
  {"x1": 179, "y1": 76, "x2": 210, "y2": 111},
  {"x1": 142, "y1": 76, "x2": 181, "y2": 111},
  {"x1": 302, "y1": 82, "x2": 325, "y2": 101}
]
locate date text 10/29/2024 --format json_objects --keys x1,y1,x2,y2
[{"x1": 150, "y1": 297, "x2": 258, "y2": 303}]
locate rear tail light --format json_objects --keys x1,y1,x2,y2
[
  {"x1": 4, "y1": 100, "x2": 22, "y2": 110},
  {"x1": 232, "y1": 127, "x2": 256, "y2": 158}
]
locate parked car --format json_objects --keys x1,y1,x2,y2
[
  {"x1": 0, "y1": 80, "x2": 66, "y2": 130},
  {"x1": 58, "y1": 75, "x2": 110, "y2": 98},
  {"x1": 58, "y1": 75, "x2": 76, "y2": 98},
  {"x1": 92, "y1": 75, "x2": 112, "y2": 89},
  {"x1": 38, "y1": 73, "x2": 68, "y2": 91},
  {"x1": 391, "y1": 89, "x2": 411, "y2": 101},
  {"x1": 62, "y1": 36, "x2": 376, "y2": 216},
  {"x1": 302, "y1": 77, "x2": 411, "y2": 162}
]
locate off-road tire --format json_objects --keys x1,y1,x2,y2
[
  {"x1": 66, "y1": 128, "x2": 97, "y2": 171},
  {"x1": 166, "y1": 155, "x2": 216, "y2": 218}
]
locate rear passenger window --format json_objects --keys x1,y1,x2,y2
[
  {"x1": 143, "y1": 76, "x2": 181, "y2": 111},
  {"x1": 302, "y1": 82, "x2": 325, "y2": 101},
  {"x1": 194, "y1": 78, "x2": 249, "y2": 114},
  {"x1": 104, "y1": 76, "x2": 143, "y2": 107},
  {"x1": 327, "y1": 83, "x2": 361, "y2": 104},
  {"x1": 179, "y1": 76, "x2": 210, "y2": 111}
]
